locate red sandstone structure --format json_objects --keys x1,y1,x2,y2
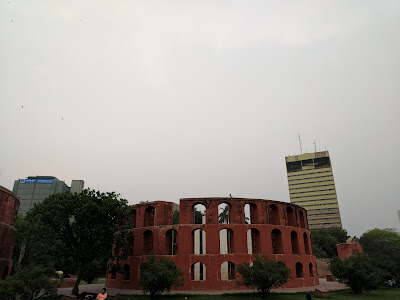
[
  {"x1": 337, "y1": 242, "x2": 363, "y2": 259},
  {"x1": 0, "y1": 186, "x2": 20, "y2": 280},
  {"x1": 106, "y1": 197, "x2": 319, "y2": 291}
]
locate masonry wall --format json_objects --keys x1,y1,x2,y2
[
  {"x1": 337, "y1": 243, "x2": 363, "y2": 259},
  {"x1": 0, "y1": 186, "x2": 20, "y2": 279},
  {"x1": 106, "y1": 198, "x2": 319, "y2": 291}
]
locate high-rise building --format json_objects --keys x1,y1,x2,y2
[
  {"x1": 13, "y1": 176, "x2": 84, "y2": 215},
  {"x1": 285, "y1": 151, "x2": 342, "y2": 229}
]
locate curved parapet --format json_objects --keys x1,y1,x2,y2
[{"x1": 106, "y1": 197, "x2": 319, "y2": 290}]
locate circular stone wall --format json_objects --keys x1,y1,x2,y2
[
  {"x1": 106, "y1": 197, "x2": 319, "y2": 291},
  {"x1": 0, "y1": 186, "x2": 20, "y2": 280}
]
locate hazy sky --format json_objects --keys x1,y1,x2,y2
[{"x1": 1, "y1": 1, "x2": 399, "y2": 237}]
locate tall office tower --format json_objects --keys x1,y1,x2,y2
[
  {"x1": 12, "y1": 176, "x2": 84, "y2": 215},
  {"x1": 285, "y1": 151, "x2": 342, "y2": 229}
]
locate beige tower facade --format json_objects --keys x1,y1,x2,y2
[{"x1": 285, "y1": 151, "x2": 342, "y2": 229}]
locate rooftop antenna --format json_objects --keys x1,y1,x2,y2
[
  {"x1": 314, "y1": 140, "x2": 317, "y2": 153},
  {"x1": 298, "y1": 133, "x2": 303, "y2": 154}
]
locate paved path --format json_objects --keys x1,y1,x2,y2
[{"x1": 58, "y1": 278, "x2": 346, "y2": 296}]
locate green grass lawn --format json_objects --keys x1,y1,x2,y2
[
  {"x1": 117, "y1": 288, "x2": 400, "y2": 300},
  {"x1": 80, "y1": 277, "x2": 106, "y2": 285}
]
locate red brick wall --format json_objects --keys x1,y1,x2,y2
[
  {"x1": 337, "y1": 243, "x2": 363, "y2": 259},
  {"x1": 106, "y1": 198, "x2": 319, "y2": 291},
  {"x1": 0, "y1": 186, "x2": 20, "y2": 279}
]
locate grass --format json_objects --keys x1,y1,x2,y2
[
  {"x1": 115, "y1": 288, "x2": 400, "y2": 300},
  {"x1": 80, "y1": 277, "x2": 106, "y2": 285}
]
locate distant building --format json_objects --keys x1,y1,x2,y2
[
  {"x1": 285, "y1": 151, "x2": 342, "y2": 229},
  {"x1": 13, "y1": 176, "x2": 84, "y2": 215},
  {"x1": 71, "y1": 180, "x2": 85, "y2": 194}
]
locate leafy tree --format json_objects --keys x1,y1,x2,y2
[
  {"x1": 13, "y1": 214, "x2": 58, "y2": 273},
  {"x1": 218, "y1": 204, "x2": 229, "y2": 224},
  {"x1": 173, "y1": 210, "x2": 179, "y2": 225},
  {"x1": 359, "y1": 228, "x2": 400, "y2": 284},
  {"x1": 194, "y1": 208, "x2": 204, "y2": 224},
  {"x1": 236, "y1": 254, "x2": 291, "y2": 299},
  {"x1": 0, "y1": 264, "x2": 57, "y2": 300},
  {"x1": 25, "y1": 189, "x2": 132, "y2": 295},
  {"x1": 311, "y1": 227, "x2": 348, "y2": 258},
  {"x1": 139, "y1": 256, "x2": 184, "y2": 298},
  {"x1": 329, "y1": 253, "x2": 382, "y2": 294}
]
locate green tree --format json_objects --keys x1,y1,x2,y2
[
  {"x1": 194, "y1": 208, "x2": 204, "y2": 224},
  {"x1": 329, "y1": 253, "x2": 382, "y2": 294},
  {"x1": 139, "y1": 256, "x2": 184, "y2": 298},
  {"x1": 311, "y1": 227, "x2": 348, "y2": 258},
  {"x1": 0, "y1": 264, "x2": 57, "y2": 300},
  {"x1": 25, "y1": 189, "x2": 132, "y2": 295},
  {"x1": 236, "y1": 254, "x2": 291, "y2": 299},
  {"x1": 173, "y1": 210, "x2": 179, "y2": 225},
  {"x1": 218, "y1": 205, "x2": 229, "y2": 224},
  {"x1": 359, "y1": 228, "x2": 400, "y2": 284}
]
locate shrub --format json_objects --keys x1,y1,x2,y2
[
  {"x1": 360, "y1": 228, "x2": 400, "y2": 284},
  {"x1": 139, "y1": 256, "x2": 183, "y2": 298},
  {"x1": 0, "y1": 264, "x2": 57, "y2": 300},
  {"x1": 236, "y1": 254, "x2": 291, "y2": 299},
  {"x1": 329, "y1": 253, "x2": 382, "y2": 294}
]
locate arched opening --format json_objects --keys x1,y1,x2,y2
[
  {"x1": 132, "y1": 209, "x2": 137, "y2": 228},
  {"x1": 286, "y1": 206, "x2": 296, "y2": 227},
  {"x1": 193, "y1": 203, "x2": 206, "y2": 224},
  {"x1": 192, "y1": 229, "x2": 206, "y2": 254},
  {"x1": 144, "y1": 206, "x2": 155, "y2": 227},
  {"x1": 247, "y1": 228, "x2": 260, "y2": 254},
  {"x1": 269, "y1": 204, "x2": 280, "y2": 225},
  {"x1": 166, "y1": 229, "x2": 178, "y2": 255},
  {"x1": 291, "y1": 231, "x2": 300, "y2": 254},
  {"x1": 123, "y1": 264, "x2": 130, "y2": 280},
  {"x1": 244, "y1": 203, "x2": 258, "y2": 224},
  {"x1": 218, "y1": 203, "x2": 230, "y2": 224},
  {"x1": 303, "y1": 233, "x2": 310, "y2": 255},
  {"x1": 219, "y1": 228, "x2": 233, "y2": 254},
  {"x1": 110, "y1": 265, "x2": 117, "y2": 279},
  {"x1": 191, "y1": 262, "x2": 206, "y2": 281},
  {"x1": 2, "y1": 266, "x2": 9, "y2": 280},
  {"x1": 271, "y1": 228, "x2": 283, "y2": 254},
  {"x1": 221, "y1": 261, "x2": 236, "y2": 280},
  {"x1": 143, "y1": 230, "x2": 153, "y2": 255},
  {"x1": 309, "y1": 262, "x2": 314, "y2": 277},
  {"x1": 299, "y1": 210, "x2": 306, "y2": 228},
  {"x1": 296, "y1": 262, "x2": 303, "y2": 278}
]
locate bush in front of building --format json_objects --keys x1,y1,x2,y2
[
  {"x1": 0, "y1": 264, "x2": 57, "y2": 300},
  {"x1": 139, "y1": 256, "x2": 184, "y2": 298},
  {"x1": 236, "y1": 254, "x2": 291, "y2": 299},
  {"x1": 329, "y1": 253, "x2": 382, "y2": 294}
]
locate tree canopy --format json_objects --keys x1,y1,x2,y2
[
  {"x1": 25, "y1": 189, "x2": 132, "y2": 295},
  {"x1": 311, "y1": 227, "x2": 348, "y2": 258},
  {"x1": 218, "y1": 204, "x2": 229, "y2": 224},
  {"x1": 139, "y1": 256, "x2": 183, "y2": 298},
  {"x1": 359, "y1": 228, "x2": 400, "y2": 284},
  {"x1": 0, "y1": 264, "x2": 57, "y2": 300},
  {"x1": 236, "y1": 255, "x2": 291, "y2": 299},
  {"x1": 329, "y1": 253, "x2": 382, "y2": 294}
]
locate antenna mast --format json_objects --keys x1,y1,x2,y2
[
  {"x1": 314, "y1": 140, "x2": 317, "y2": 153},
  {"x1": 298, "y1": 133, "x2": 303, "y2": 154}
]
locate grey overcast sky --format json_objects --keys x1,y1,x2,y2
[{"x1": 1, "y1": 1, "x2": 399, "y2": 236}]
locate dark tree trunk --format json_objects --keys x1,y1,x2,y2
[{"x1": 72, "y1": 268, "x2": 85, "y2": 295}]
